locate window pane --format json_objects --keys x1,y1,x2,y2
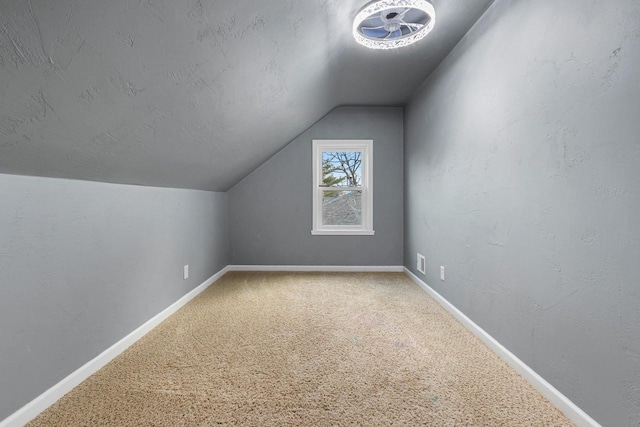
[
  {"x1": 321, "y1": 152, "x2": 362, "y2": 187},
  {"x1": 322, "y1": 190, "x2": 362, "y2": 226}
]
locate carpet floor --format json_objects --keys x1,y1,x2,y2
[{"x1": 29, "y1": 272, "x2": 574, "y2": 426}]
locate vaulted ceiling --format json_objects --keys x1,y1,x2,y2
[{"x1": 0, "y1": 0, "x2": 492, "y2": 191}]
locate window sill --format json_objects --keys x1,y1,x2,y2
[{"x1": 311, "y1": 230, "x2": 375, "y2": 236}]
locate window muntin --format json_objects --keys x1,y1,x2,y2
[{"x1": 312, "y1": 140, "x2": 373, "y2": 235}]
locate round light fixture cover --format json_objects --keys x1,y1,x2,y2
[{"x1": 353, "y1": 0, "x2": 436, "y2": 49}]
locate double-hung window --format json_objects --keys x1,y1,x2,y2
[{"x1": 311, "y1": 139, "x2": 374, "y2": 235}]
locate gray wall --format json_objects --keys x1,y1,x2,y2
[
  {"x1": 0, "y1": 174, "x2": 229, "y2": 420},
  {"x1": 229, "y1": 106, "x2": 403, "y2": 266},
  {"x1": 404, "y1": 0, "x2": 640, "y2": 425},
  {"x1": 0, "y1": 0, "x2": 490, "y2": 192}
]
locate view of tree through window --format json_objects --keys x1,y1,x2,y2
[{"x1": 321, "y1": 152, "x2": 362, "y2": 226}]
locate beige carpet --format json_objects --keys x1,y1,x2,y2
[{"x1": 29, "y1": 272, "x2": 574, "y2": 426}]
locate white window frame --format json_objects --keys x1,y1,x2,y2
[{"x1": 311, "y1": 139, "x2": 374, "y2": 236}]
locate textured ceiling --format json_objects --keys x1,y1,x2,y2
[{"x1": 0, "y1": 0, "x2": 493, "y2": 191}]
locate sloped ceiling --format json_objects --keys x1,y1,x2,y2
[{"x1": 0, "y1": 0, "x2": 492, "y2": 191}]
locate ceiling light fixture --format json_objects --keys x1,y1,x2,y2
[{"x1": 352, "y1": 0, "x2": 436, "y2": 50}]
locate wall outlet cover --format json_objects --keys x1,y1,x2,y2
[
  {"x1": 417, "y1": 253, "x2": 426, "y2": 274},
  {"x1": 440, "y1": 266, "x2": 445, "y2": 281},
  {"x1": 183, "y1": 265, "x2": 189, "y2": 280}
]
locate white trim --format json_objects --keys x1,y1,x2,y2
[
  {"x1": 0, "y1": 266, "x2": 231, "y2": 427},
  {"x1": 311, "y1": 230, "x2": 375, "y2": 236},
  {"x1": 317, "y1": 186, "x2": 362, "y2": 191},
  {"x1": 312, "y1": 140, "x2": 374, "y2": 235},
  {"x1": 228, "y1": 265, "x2": 404, "y2": 272},
  {"x1": 403, "y1": 268, "x2": 601, "y2": 427}
]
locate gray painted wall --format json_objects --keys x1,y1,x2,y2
[
  {"x1": 404, "y1": 0, "x2": 640, "y2": 425},
  {"x1": 229, "y1": 106, "x2": 403, "y2": 266},
  {"x1": 0, "y1": 174, "x2": 229, "y2": 420},
  {"x1": 0, "y1": 0, "x2": 491, "y2": 191}
]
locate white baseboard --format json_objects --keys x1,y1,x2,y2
[
  {"x1": 403, "y1": 268, "x2": 601, "y2": 427},
  {"x1": 0, "y1": 266, "x2": 230, "y2": 427},
  {"x1": 228, "y1": 265, "x2": 404, "y2": 272}
]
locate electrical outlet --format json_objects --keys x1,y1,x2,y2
[
  {"x1": 440, "y1": 266, "x2": 445, "y2": 281},
  {"x1": 417, "y1": 253, "x2": 426, "y2": 274},
  {"x1": 183, "y1": 265, "x2": 189, "y2": 280}
]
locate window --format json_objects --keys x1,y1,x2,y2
[{"x1": 312, "y1": 139, "x2": 374, "y2": 235}]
